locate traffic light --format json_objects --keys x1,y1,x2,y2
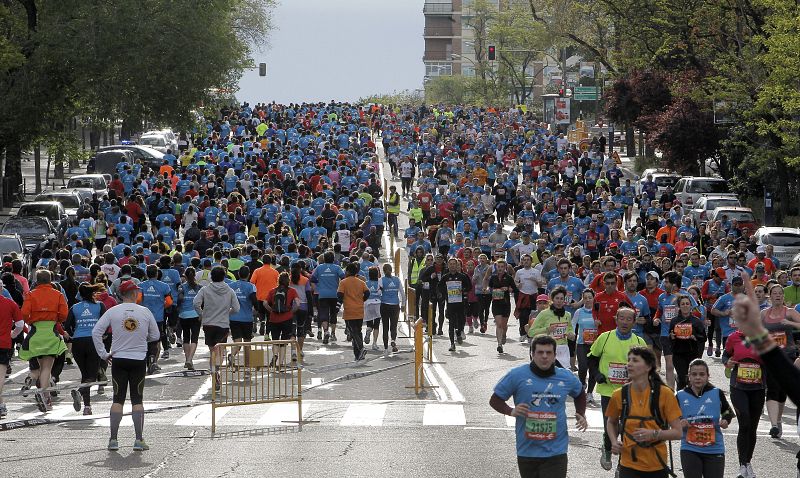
[
  {"x1": 558, "y1": 87, "x2": 573, "y2": 97},
  {"x1": 487, "y1": 45, "x2": 496, "y2": 61},
  {"x1": 258, "y1": 63, "x2": 267, "y2": 77}
]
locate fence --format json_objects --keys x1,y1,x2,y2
[{"x1": 211, "y1": 339, "x2": 302, "y2": 434}]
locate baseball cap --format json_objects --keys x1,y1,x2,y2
[
  {"x1": 646, "y1": 271, "x2": 660, "y2": 281},
  {"x1": 609, "y1": 242, "x2": 619, "y2": 248},
  {"x1": 731, "y1": 275, "x2": 744, "y2": 285},
  {"x1": 118, "y1": 280, "x2": 140, "y2": 294},
  {"x1": 536, "y1": 294, "x2": 549, "y2": 303},
  {"x1": 756, "y1": 245, "x2": 766, "y2": 254},
  {"x1": 714, "y1": 267, "x2": 726, "y2": 279},
  {"x1": 521, "y1": 232, "x2": 530, "y2": 237}
]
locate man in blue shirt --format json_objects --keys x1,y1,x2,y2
[
  {"x1": 491, "y1": 335, "x2": 588, "y2": 478},
  {"x1": 311, "y1": 251, "x2": 345, "y2": 344},
  {"x1": 139, "y1": 265, "x2": 173, "y2": 373}
]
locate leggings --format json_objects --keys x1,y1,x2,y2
[
  {"x1": 576, "y1": 344, "x2": 596, "y2": 394},
  {"x1": 71, "y1": 337, "x2": 100, "y2": 406},
  {"x1": 446, "y1": 303, "x2": 466, "y2": 343},
  {"x1": 673, "y1": 350, "x2": 701, "y2": 391},
  {"x1": 380, "y1": 304, "x2": 400, "y2": 348},
  {"x1": 680, "y1": 450, "x2": 725, "y2": 478},
  {"x1": 730, "y1": 387, "x2": 765, "y2": 465},
  {"x1": 112, "y1": 358, "x2": 146, "y2": 405},
  {"x1": 707, "y1": 316, "x2": 722, "y2": 350},
  {"x1": 401, "y1": 177, "x2": 412, "y2": 195},
  {"x1": 180, "y1": 316, "x2": 201, "y2": 344},
  {"x1": 477, "y1": 294, "x2": 491, "y2": 325},
  {"x1": 516, "y1": 307, "x2": 532, "y2": 336},
  {"x1": 422, "y1": 297, "x2": 445, "y2": 331}
]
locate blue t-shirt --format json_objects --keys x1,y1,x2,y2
[
  {"x1": 230, "y1": 280, "x2": 256, "y2": 322},
  {"x1": 657, "y1": 291, "x2": 698, "y2": 336},
  {"x1": 70, "y1": 301, "x2": 103, "y2": 339},
  {"x1": 311, "y1": 263, "x2": 345, "y2": 299},
  {"x1": 546, "y1": 277, "x2": 585, "y2": 313},
  {"x1": 139, "y1": 279, "x2": 172, "y2": 322},
  {"x1": 712, "y1": 293, "x2": 736, "y2": 338},
  {"x1": 625, "y1": 292, "x2": 651, "y2": 337},
  {"x1": 494, "y1": 364, "x2": 583, "y2": 458},
  {"x1": 676, "y1": 386, "x2": 726, "y2": 455},
  {"x1": 379, "y1": 276, "x2": 402, "y2": 305},
  {"x1": 572, "y1": 307, "x2": 597, "y2": 345}
]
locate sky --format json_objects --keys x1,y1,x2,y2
[{"x1": 236, "y1": 0, "x2": 425, "y2": 104}]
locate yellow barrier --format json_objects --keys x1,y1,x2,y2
[
  {"x1": 211, "y1": 340, "x2": 302, "y2": 434},
  {"x1": 408, "y1": 318, "x2": 438, "y2": 395},
  {"x1": 393, "y1": 248, "x2": 401, "y2": 277},
  {"x1": 383, "y1": 178, "x2": 388, "y2": 201}
]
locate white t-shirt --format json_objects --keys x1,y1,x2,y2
[
  {"x1": 336, "y1": 230, "x2": 351, "y2": 252},
  {"x1": 400, "y1": 162, "x2": 414, "y2": 178},
  {"x1": 101, "y1": 263, "x2": 121, "y2": 282},
  {"x1": 92, "y1": 303, "x2": 159, "y2": 361},
  {"x1": 514, "y1": 267, "x2": 541, "y2": 295}
]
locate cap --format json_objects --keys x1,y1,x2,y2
[
  {"x1": 536, "y1": 294, "x2": 549, "y2": 303},
  {"x1": 609, "y1": 242, "x2": 619, "y2": 248},
  {"x1": 118, "y1": 280, "x2": 140, "y2": 294},
  {"x1": 521, "y1": 232, "x2": 530, "y2": 237},
  {"x1": 731, "y1": 275, "x2": 744, "y2": 284},
  {"x1": 646, "y1": 271, "x2": 660, "y2": 281},
  {"x1": 756, "y1": 245, "x2": 766, "y2": 254},
  {"x1": 714, "y1": 267, "x2": 726, "y2": 279}
]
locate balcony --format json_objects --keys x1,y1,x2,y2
[
  {"x1": 423, "y1": 2, "x2": 453, "y2": 14},
  {"x1": 423, "y1": 27, "x2": 457, "y2": 37},
  {"x1": 423, "y1": 50, "x2": 452, "y2": 61}
]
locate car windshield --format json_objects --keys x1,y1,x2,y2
[
  {"x1": 763, "y1": 233, "x2": 800, "y2": 247},
  {"x1": 0, "y1": 237, "x2": 22, "y2": 252},
  {"x1": 37, "y1": 195, "x2": 79, "y2": 208},
  {"x1": 718, "y1": 211, "x2": 754, "y2": 222},
  {"x1": 68, "y1": 178, "x2": 101, "y2": 190},
  {"x1": 655, "y1": 176, "x2": 679, "y2": 187},
  {"x1": 18, "y1": 205, "x2": 59, "y2": 219},
  {"x1": 707, "y1": 199, "x2": 740, "y2": 209},
  {"x1": 140, "y1": 136, "x2": 166, "y2": 147},
  {"x1": 691, "y1": 180, "x2": 729, "y2": 194},
  {"x1": 1, "y1": 219, "x2": 49, "y2": 235}
]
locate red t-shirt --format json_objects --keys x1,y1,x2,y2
[
  {"x1": 594, "y1": 290, "x2": 632, "y2": 334},
  {"x1": 0, "y1": 296, "x2": 22, "y2": 349},
  {"x1": 266, "y1": 286, "x2": 299, "y2": 323}
]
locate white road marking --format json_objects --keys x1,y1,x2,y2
[
  {"x1": 92, "y1": 403, "x2": 161, "y2": 427},
  {"x1": 8, "y1": 367, "x2": 30, "y2": 380},
  {"x1": 339, "y1": 403, "x2": 387, "y2": 427},
  {"x1": 423, "y1": 403, "x2": 466, "y2": 426},
  {"x1": 174, "y1": 404, "x2": 230, "y2": 426},
  {"x1": 255, "y1": 402, "x2": 310, "y2": 426}
]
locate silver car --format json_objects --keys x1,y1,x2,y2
[
  {"x1": 753, "y1": 227, "x2": 800, "y2": 269},
  {"x1": 690, "y1": 195, "x2": 742, "y2": 226}
]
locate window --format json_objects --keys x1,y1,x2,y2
[
  {"x1": 689, "y1": 179, "x2": 729, "y2": 194},
  {"x1": 763, "y1": 233, "x2": 800, "y2": 247},
  {"x1": 425, "y1": 62, "x2": 452, "y2": 77},
  {"x1": 461, "y1": 65, "x2": 476, "y2": 77}
]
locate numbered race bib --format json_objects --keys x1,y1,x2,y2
[
  {"x1": 552, "y1": 322, "x2": 569, "y2": 340},
  {"x1": 583, "y1": 329, "x2": 598, "y2": 344},
  {"x1": 686, "y1": 417, "x2": 716, "y2": 447},
  {"x1": 481, "y1": 237, "x2": 490, "y2": 246},
  {"x1": 525, "y1": 411, "x2": 557, "y2": 440},
  {"x1": 692, "y1": 277, "x2": 704, "y2": 288},
  {"x1": 608, "y1": 362, "x2": 628, "y2": 384},
  {"x1": 736, "y1": 362, "x2": 762, "y2": 385},
  {"x1": 492, "y1": 289, "x2": 505, "y2": 301},
  {"x1": 674, "y1": 322, "x2": 693, "y2": 339},
  {"x1": 770, "y1": 331, "x2": 788, "y2": 348},
  {"x1": 446, "y1": 281, "x2": 463, "y2": 303},
  {"x1": 564, "y1": 291, "x2": 573, "y2": 304},
  {"x1": 663, "y1": 305, "x2": 678, "y2": 325}
]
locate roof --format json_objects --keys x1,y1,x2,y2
[{"x1": 757, "y1": 226, "x2": 800, "y2": 234}]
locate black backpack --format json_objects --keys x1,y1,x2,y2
[
  {"x1": 273, "y1": 287, "x2": 288, "y2": 314},
  {"x1": 619, "y1": 381, "x2": 676, "y2": 477}
]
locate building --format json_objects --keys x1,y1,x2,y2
[{"x1": 422, "y1": 0, "x2": 463, "y2": 81}]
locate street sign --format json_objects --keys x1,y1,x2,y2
[{"x1": 574, "y1": 86, "x2": 599, "y2": 101}]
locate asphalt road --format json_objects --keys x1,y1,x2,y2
[{"x1": 0, "y1": 141, "x2": 798, "y2": 477}]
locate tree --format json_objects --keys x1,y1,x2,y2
[
  {"x1": 648, "y1": 97, "x2": 718, "y2": 174},
  {"x1": 604, "y1": 70, "x2": 672, "y2": 156}
]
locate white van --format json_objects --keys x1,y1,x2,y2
[{"x1": 673, "y1": 176, "x2": 737, "y2": 206}]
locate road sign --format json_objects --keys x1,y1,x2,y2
[{"x1": 574, "y1": 86, "x2": 599, "y2": 101}]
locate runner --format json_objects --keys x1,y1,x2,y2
[
  {"x1": 364, "y1": 266, "x2": 382, "y2": 350},
  {"x1": 0, "y1": 282, "x2": 24, "y2": 418},
  {"x1": 379, "y1": 263, "x2": 404, "y2": 354},
  {"x1": 529, "y1": 287, "x2": 573, "y2": 367},
  {"x1": 64, "y1": 282, "x2": 107, "y2": 415},
  {"x1": 312, "y1": 251, "x2": 345, "y2": 345},
  {"x1": 491, "y1": 335, "x2": 588, "y2": 478},
  {"x1": 177, "y1": 267, "x2": 203, "y2": 370},
  {"x1": 229, "y1": 266, "x2": 258, "y2": 362},
  {"x1": 677, "y1": 359, "x2": 735, "y2": 478},
  {"x1": 338, "y1": 262, "x2": 370, "y2": 361},
  {"x1": 439, "y1": 257, "x2": 472, "y2": 352},
  {"x1": 605, "y1": 346, "x2": 684, "y2": 478},
  {"x1": 587, "y1": 306, "x2": 648, "y2": 471},
  {"x1": 91, "y1": 280, "x2": 160, "y2": 451},
  {"x1": 289, "y1": 263, "x2": 313, "y2": 359},
  {"x1": 668, "y1": 295, "x2": 706, "y2": 390},
  {"x1": 193, "y1": 266, "x2": 239, "y2": 388},
  {"x1": 572, "y1": 288, "x2": 599, "y2": 404},
  {"x1": 263, "y1": 271, "x2": 300, "y2": 364},
  {"x1": 489, "y1": 259, "x2": 518, "y2": 354}
]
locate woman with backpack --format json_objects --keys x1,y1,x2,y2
[
  {"x1": 606, "y1": 346, "x2": 683, "y2": 478},
  {"x1": 264, "y1": 271, "x2": 299, "y2": 365},
  {"x1": 676, "y1": 359, "x2": 735, "y2": 478}
]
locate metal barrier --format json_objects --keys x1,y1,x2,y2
[
  {"x1": 408, "y1": 319, "x2": 437, "y2": 395},
  {"x1": 211, "y1": 339, "x2": 302, "y2": 434}
]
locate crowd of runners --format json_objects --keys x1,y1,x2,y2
[{"x1": 0, "y1": 102, "x2": 798, "y2": 477}]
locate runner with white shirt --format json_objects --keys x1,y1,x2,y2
[{"x1": 514, "y1": 255, "x2": 541, "y2": 342}]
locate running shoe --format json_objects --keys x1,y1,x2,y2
[
  {"x1": 706, "y1": 344, "x2": 713, "y2": 356},
  {"x1": 448, "y1": 343, "x2": 456, "y2": 352},
  {"x1": 480, "y1": 323, "x2": 487, "y2": 334},
  {"x1": 322, "y1": 333, "x2": 330, "y2": 345},
  {"x1": 21, "y1": 376, "x2": 33, "y2": 397},
  {"x1": 331, "y1": 332, "x2": 338, "y2": 342},
  {"x1": 600, "y1": 448, "x2": 612, "y2": 471},
  {"x1": 317, "y1": 330, "x2": 322, "y2": 340},
  {"x1": 497, "y1": 345, "x2": 504, "y2": 354},
  {"x1": 746, "y1": 463, "x2": 755, "y2": 478},
  {"x1": 133, "y1": 439, "x2": 150, "y2": 451},
  {"x1": 457, "y1": 334, "x2": 463, "y2": 345},
  {"x1": 0, "y1": 403, "x2": 7, "y2": 418},
  {"x1": 176, "y1": 338, "x2": 182, "y2": 348},
  {"x1": 161, "y1": 349, "x2": 170, "y2": 359},
  {"x1": 108, "y1": 439, "x2": 120, "y2": 451},
  {"x1": 364, "y1": 329, "x2": 371, "y2": 344},
  {"x1": 769, "y1": 424, "x2": 782, "y2": 439},
  {"x1": 391, "y1": 342, "x2": 398, "y2": 353},
  {"x1": 34, "y1": 391, "x2": 47, "y2": 413},
  {"x1": 714, "y1": 348, "x2": 721, "y2": 357},
  {"x1": 83, "y1": 406, "x2": 93, "y2": 416},
  {"x1": 587, "y1": 393, "x2": 595, "y2": 404},
  {"x1": 65, "y1": 352, "x2": 74, "y2": 365},
  {"x1": 473, "y1": 318, "x2": 480, "y2": 329},
  {"x1": 70, "y1": 389, "x2": 82, "y2": 412},
  {"x1": 520, "y1": 335, "x2": 527, "y2": 342},
  {"x1": 737, "y1": 465, "x2": 747, "y2": 478},
  {"x1": 371, "y1": 343, "x2": 379, "y2": 351},
  {"x1": 357, "y1": 349, "x2": 367, "y2": 361}
]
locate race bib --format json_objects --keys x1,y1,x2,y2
[
  {"x1": 674, "y1": 323, "x2": 693, "y2": 339},
  {"x1": 686, "y1": 417, "x2": 715, "y2": 447},
  {"x1": 525, "y1": 411, "x2": 557, "y2": 440},
  {"x1": 492, "y1": 289, "x2": 505, "y2": 301},
  {"x1": 736, "y1": 362, "x2": 762, "y2": 385},
  {"x1": 692, "y1": 277, "x2": 704, "y2": 288},
  {"x1": 552, "y1": 322, "x2": 568, "y2": 340},
  {"x1": 446, "y1": 281, "x2": 463, "y2": 303},
  {"x1": 564, "y1": 291, "x2": 573, "y2": 304},
  {"x1": 481, "y1": 237, "x2": 490, "y2": 246},
  {"x1": 663, "y1": 305, "x2": 678, "y2": 325},
  {"x1": 608, "y1": 362, "x2": 628, "y2": 384},
  {"x1": 583, "y1": 329, "x2": 598, "y2": 344},
  {"x1": 770, "y1": 331, "x2": 788, "y2": 348}
]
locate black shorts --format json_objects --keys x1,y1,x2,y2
[
  {"x1": 365, "y1": 318, "x2": 380, "y2": 329},
  {"x1": 111, "y1": 357, "x2": 146, "y2": 405},
  {"x1": 659, "y1": 335, "x2": 673, "y2": 356},
  {"x1": 0, "y1": 348, "x2": 11, "y2": 366},
  {"x1": 180, "y1": 317, "x2": 201, "y2": 344},
  {"x1": 229, "y1": 321, "x2": 254, "y2": 341},
  {"x1": 203, "y1": 325, "x2": 230, "y2": 348},
  {"x1": 267, "y1": 320, "x2": 294, "y2": 341},
  {"x1": 294, "y1": 309, "x2": 311, "y2": 336},
  {"x1": 318, "y1": 297, "x2": 339, "y2": 324},
  {"x1": 492, "y1": 301, "x2": 511, "y2": 317},
  {"x1": 643, "y1": 332, "x2": 662, "y2": 351}
]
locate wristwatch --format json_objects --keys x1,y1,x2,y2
[{"x1": 745, "y1": 330, "x2": 770, "y2": 348}]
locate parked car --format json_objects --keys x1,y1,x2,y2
[
  {"x1": 0, "y1": 216, "x2": 56, "y2": 249},
  {"x1": 87, "y1": 149, "x2": 136, "y2": 175},
  {"x1": 690, "y1": 195, "x2": 742, "y2": 226},
  {"x1": 0, "y1": 233, "x2": 30, "y2": 276},
  {"x1": 707, "y1": 206, "x2": 759, "y2": 232},
  {"x1": 753, "y1": 227, "x2": 800, "y2": 269},
  {"x1": 15, "y1": 201, "x2": 68, "y2": 234},
  {"x1": 34, "y1": 190, "x2": 82, "y2": 219},
  {"x1": 142, "y1": 129, "x2": 178, "y2": 153},
  {"x1": 90, "y1": 144, "x2": 165, "y2": 170},
  {"x1": 67, "y1": 174, "x2": 109, "y2": 199},
  {"x1": 673, "y1": 176, "x2": 737, "y2": 206}
]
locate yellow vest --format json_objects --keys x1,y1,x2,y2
[
  {"x1": 409, "y1": 258, "x2": 424, "y2": 285},
  {"x1": 387, "y1": 193, "x2": 400, "y2": 214}
]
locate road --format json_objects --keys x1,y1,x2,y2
[{"x1": 0, "y1": 141, "x2": 797, "y2": 478}]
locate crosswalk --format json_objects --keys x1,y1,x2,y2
[{"x1": 3, "y1": 400, "x2": 798, "y2": 436}]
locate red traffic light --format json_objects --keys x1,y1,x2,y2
[{"x1": 488, "y1": 45, "x2": 496, "y2": 61}]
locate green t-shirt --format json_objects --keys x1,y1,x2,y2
[
  {"x1": 529, "y1": 308, "x2": 573, "y2": 346},
  {"x1": 589, "y1": 331, "x2": 647, "y2": 397}
]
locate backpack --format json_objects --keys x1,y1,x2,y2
[
  {"x1": 273, "y1": 287, "x2": 288, "y2": 314},
  {"x1": 619, "y1": 381, "x2": 675, "y2": 477}
]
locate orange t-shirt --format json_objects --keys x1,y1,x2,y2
[
  {"x1": 337, "y1": 276, "x2": 368, "y2": 320},
  {"x1": 250, "y1": 265, "x2": 279, "y2": 301}
]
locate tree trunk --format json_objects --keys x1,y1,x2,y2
[
  {"x1": 5, "y1": 140, "x2": 22, "y2": 199},
  {"x1": 625, "y1": 124, "x2": 635, "y2": 157},
  {"x1": 34, "y1": 144, "x2": 42, "y2": 194},
  {"x1": 90, "y1": 125, "x2": 100, "y2": 149},
  {"x1": 776, "y1": 160, "x2": 791, "y2": 218},
  {"x1": 120, "y1": 118, "x2": 136, "y2": 141},
  {"x1": 53, "y1": 148, "x2": 64, "y2": 180}
]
